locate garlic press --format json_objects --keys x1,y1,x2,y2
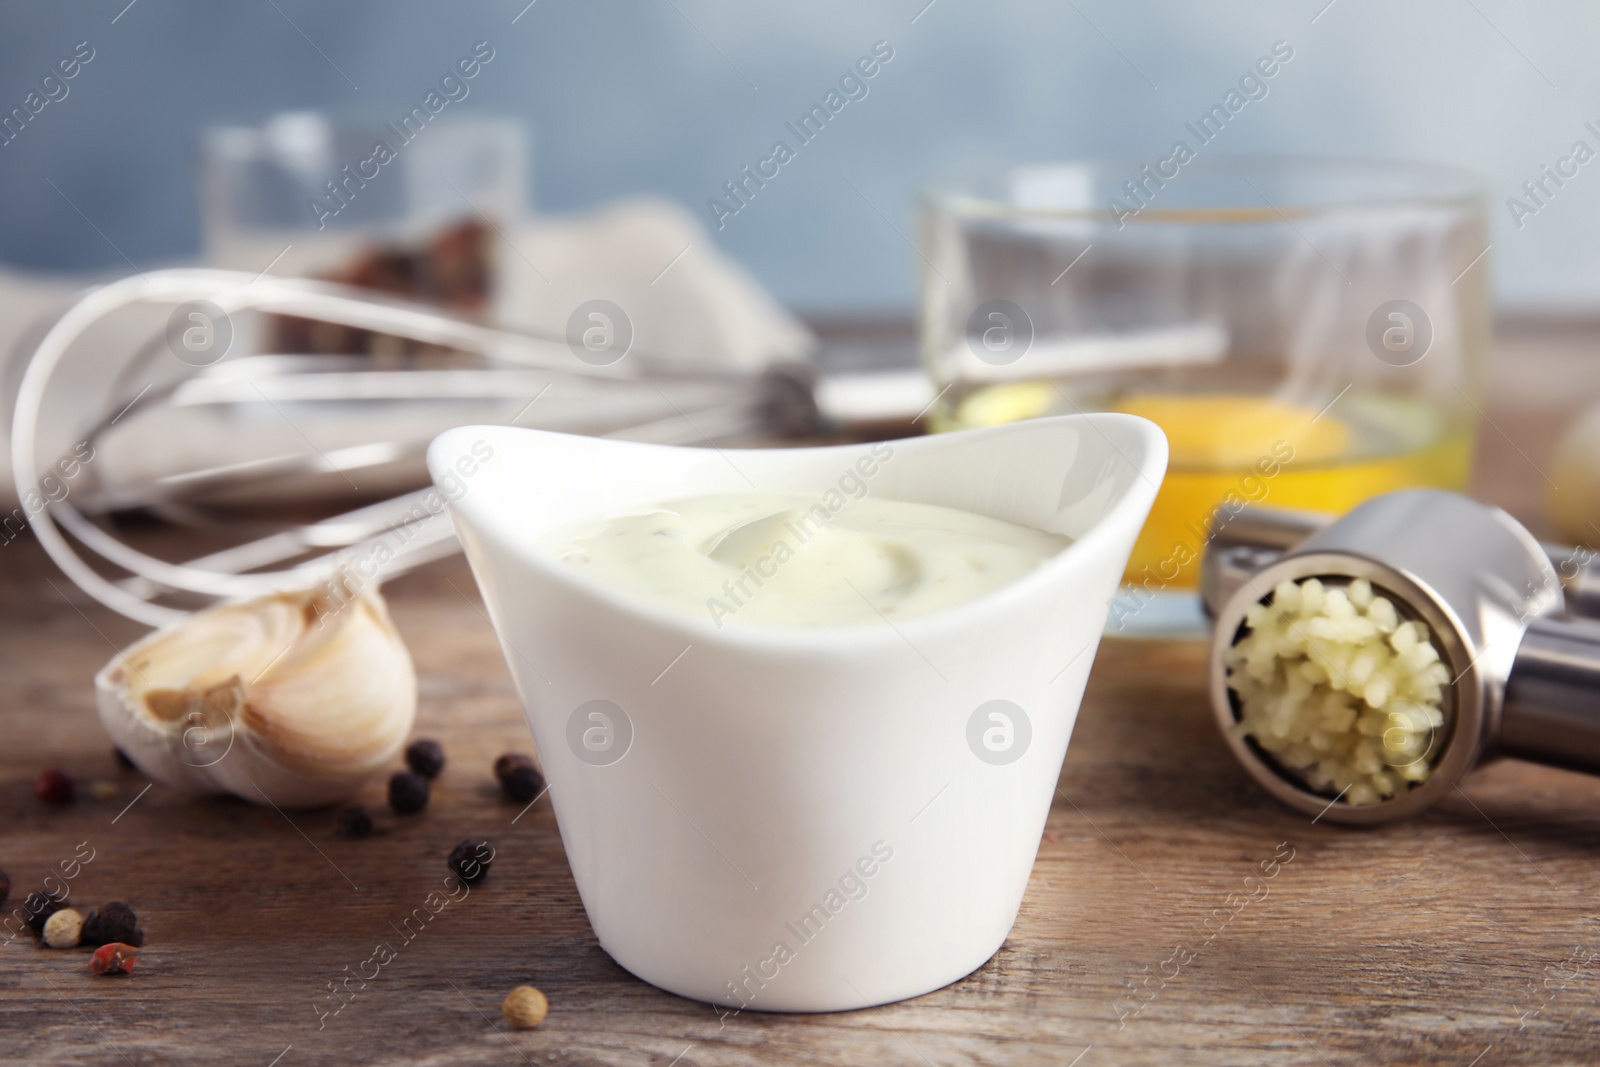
[{"x1": 1203, "y1": 489, "x2": 1600, "y2": 824}]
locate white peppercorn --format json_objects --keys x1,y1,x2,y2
[
  {"x1": 502, "y1": 985, "x2": 548, "y2": 1029},
  {"x1": 43, "y1": 907, "x2": 84, "y2": 949}
]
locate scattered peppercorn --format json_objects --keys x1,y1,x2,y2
[
  {"x1": 0, "y1": 869, "x2": 9, "y2": 909},
  {"x1": 82, "y1": 902, "x2": 143, "y2": 948},
  {"x1": 337, "y1": 806, "x2": 375, "y2": 839},
  {"x1": 89, "y1": 942, "x2": 138, "y2": 976},
  {"x1": 501, "y1": 763, "x2": 545, "y2": 804},
  {"x1": 388, "y1": 771, "x2": 430, "y2": 815},
  {"x1": 493, "y1": 752, "x2": 534, "y2": 784},
  {"x1": 24, "y1": 892, "x2": 65, "y2": 937},
  {"x1": 43, "y1": 908, "x2": 84, "y2": 949},
  {"x1": 113, "y1": 747, "x2": 137, "y2": 771},
  {"x1": 405, "y1": 739, "x2": 446, "y2": 779},
  {"x1": 502, "y1": 985, "x2": 548, "y2": 1029},
  {"x1": 448, "y1": 840, "x2": 495, "y2": 884},
  {"x1": 34, "y1": 767, "x2": 75, "y2": 805}
]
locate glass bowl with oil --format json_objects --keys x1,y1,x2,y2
[{"x1": 919, "y1": 156, "x2": 1488, "y2": 636}]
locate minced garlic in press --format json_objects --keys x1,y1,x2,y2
[{"x1": 1224, "y1": 577, "x2": 1452, "y2": 806}]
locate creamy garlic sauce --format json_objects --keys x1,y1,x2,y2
[{"x1": 539, "y1": 492, "x2": 1069, "y2": 628}]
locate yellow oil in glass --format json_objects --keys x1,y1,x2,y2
[{"x1": 938, "y1": 384, "x2": 1474, "y2": 589}]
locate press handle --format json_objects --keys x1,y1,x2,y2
[
  {"x1": 1202, "y1": 509, "x2": 1600, "y2": 624},
  {"x1": 1200, "y1": 506, "x2": 1332, "y2": 620},
  {"x1": 1542, "y1": 542, "x2": 1600, "y2": 619},
  {"x1": 1500, "y1": 615, "x2": 1600, "y2": 775}
]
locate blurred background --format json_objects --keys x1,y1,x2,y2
[
  {"x1": 5, "y1": 0, "x2": 1600, "y2": 635},
  {"x1": 2, "y1": 0, "x2": 1597, "y2": 311}
]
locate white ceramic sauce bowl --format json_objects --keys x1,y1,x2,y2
[{"x1": 428, "y1": 414, "x2": 1165, "y2": 1012}]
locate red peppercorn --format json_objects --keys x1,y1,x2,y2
[
  {"x1": 89, "y1": 942, "x2": 137, "y2": 975},
  {"x1": 34, "y1": 767, "x2": 75, "y2": 805}
]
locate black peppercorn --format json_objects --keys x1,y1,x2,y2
[
  {"x1": 24, "y1": 892, "x2": 64, "y2": 937},
  {"x1": 388, "y1": 771, "x2": 430, "y2": 815},
  {"x1": 405, "y1": 739, "x2": 446, "y2": 780},
  {"x1": 493, "y1": 753, "x2": 534, "y2": 784},
  {"x1": 113, "y1": 747, "x2": 137, "y2": 771},
  {"x1": 34, "y1": 767, "x2": 75, "y2": 805},
  {"x1": 82, "y1": 901, "x2": 143, "y2": 948},
  {"x1": 447, "y1": 840, "x2": 495, "y2": 884},
  {"x1": 501, "y1": 763, "x2": 545, "y2": 804},
  {"x1": 0, "y1": 869, "x2": 9, "y2": 909},
  {"x1": 337, "y1": 806, "x2": 374, "y2": 839}
]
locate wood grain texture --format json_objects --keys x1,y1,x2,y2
[{"x1": 2, "y1": 328, "x2": 1599, "y2": 1066}]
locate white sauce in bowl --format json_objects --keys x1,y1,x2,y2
[{"x1": 539, "y1": 492, "x2": 1069, "y2": 628}]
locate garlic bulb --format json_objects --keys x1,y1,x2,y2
[{"x1": 95, "y1": 583, "x2": 416, "y2": 808}]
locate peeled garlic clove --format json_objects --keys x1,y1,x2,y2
[{"x1": 95, "y1": 583, "x2": 416, "y2": 809}]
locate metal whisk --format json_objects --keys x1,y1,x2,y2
[{"x1": 11, "y1": 269, "x2": 818, "y2": 626}]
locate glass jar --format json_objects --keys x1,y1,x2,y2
[
  {"x1": 919, "y1": 156, "x2": 1490, "y2": 636},
  {"x1": 199, "y1": 111, "x2": 526, "y2": 352}
]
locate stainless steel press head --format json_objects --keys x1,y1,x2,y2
[{"x1": 1204, "y1": 488, "x2": 1600, "y2": 825}]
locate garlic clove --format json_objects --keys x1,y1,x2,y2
[
  {"x1": 96, "y1": 583, "x2": 416, "y2": 809},
  {"x1": 1551, "y1": 402, "x2": 1600, "y2": 544}
]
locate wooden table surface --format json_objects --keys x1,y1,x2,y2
[{"x1": 5, "y1": 323, "x2": 1600, "y2": 1066}]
